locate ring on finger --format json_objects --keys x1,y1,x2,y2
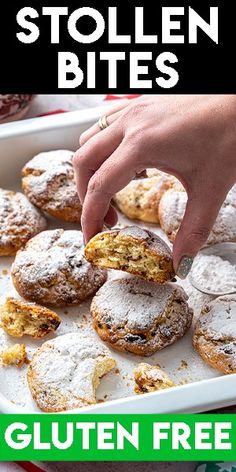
[{"x1": 98, "y1": 115, "x2": 109, "y2": 131}]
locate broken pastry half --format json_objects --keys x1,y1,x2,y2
[
  {"x1": 0, "y1": 297, "x2": 61, "y2": 339},
  {"x1": 27, "y1": 332, "x2": 116, "y2": 412},
  {"x1": 85, "y1": 226, "x2": 175, "y2": 283},
  {"x1": 133, "y1": 363, "x2": 175, "y2": 394}
]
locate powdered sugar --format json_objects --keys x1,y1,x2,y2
[
  {"x1": 199, "y1": 295, "x2": 236, "y2": 339},
  {"x1": 11, "y1": 229, "x2": 107, "y2": 306},
  {"x1": 28, "y1": 332, "x2": 116, "y2": 410},
  {"x1": 22, "y1": 150, "x2": 81, "y2": 218},
  {"x1": 22, "y1": 150, "x2": 74, "y2": 194},
  {"x1": 0, "y1": 188, "x2": 47, "y2": 253},
  {"x1": 191, "y1": 254, "x2": 236, "y2": 294},
  {"x1": 159, "y1": 183, "x2": 236, "y2": 245},
  {"x1": 92, "y1": 277, "x2": 186, "y2": 330},
  {"x1": 159, "y1": 188, "x2": 187, "y2": 237}
]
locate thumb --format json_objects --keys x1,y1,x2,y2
[{"x1": 173, "y1": 194, "x2": 223, "y2": 279}]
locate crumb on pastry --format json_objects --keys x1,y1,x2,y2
[
  {"x1": 133, "y1": 363, "x2": 175, "y2": 394},
  {"x1": 85, "y1": 226, "x2": 174, "y2": 283},
  {"x1": 0, "y1": 344, "x2": 29, "y2": 368},
  {"x1": 0, "y1": 297, "x2": 61, "y2": 339}
]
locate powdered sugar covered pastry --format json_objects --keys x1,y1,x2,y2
[
  {"x1": 114, "y1": 170, "x2": 177, "y2": 224},
  {"x1": 91, "y1": 277, "x2": 193, "y2": 356},
  {"x1": 11, "y1": 229, "x2": 107, "y2": 307},
  {"x1": 159, "y1": 183, "x2": 236, "y2": 245},
  {"x1": 193, "y1": 295, "x2": 236, "y2": 374},
  {"x1": 0, "y1": 188, "x2": 47, "y2": 256},
  {"x1": 22, "y1": 150, "x2": 82, "y2": 223},
  {"x1": 27, "y1": 333, "x2": 116, "y2": 412}
]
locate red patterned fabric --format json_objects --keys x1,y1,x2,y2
[{"x1": 16, "y1": 463, "x2": 45, "y2": 472}]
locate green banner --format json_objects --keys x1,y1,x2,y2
[{"x1": 0, "y1": 414, "x2": 235, "y2": 461}]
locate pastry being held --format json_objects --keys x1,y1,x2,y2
[{"x1": 85, "y1": 226, "x2": 174, "y2": 283}]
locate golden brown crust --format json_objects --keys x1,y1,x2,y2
[
  {"x1": 114, "y1": 172, "x2": 177, "y2": 224},
  {"x1": 133, "y1": 363, "x2": 175, "y2": 394},
  {"x1": 0, "y1": 188, "x2": 47, "y2": 256},
  {"x1": 85, "y1": 226, "x2": 175, "y2": 283},
  {"x1": 91, "y1": 277, "x2": 193, "y2": 356},
  {"x1": 193, "y1": 295, "x2": 236, "y2": 374},
  {"x1": 11, "y1": 229, "x2": 107, "y2": 307},
  {"x1": 22, "y1": 150, "x2": 82, "y2": 223},
  {"x1": 0, "y1": 297, "x2": 61, "y2": 339}
]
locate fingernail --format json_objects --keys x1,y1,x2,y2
[
  {"x1": 176, "y1": 256, "x2": 194, "y2": 279},
  {"x1": 103, "y1": 223, "x2": 112, "y2": 231}
]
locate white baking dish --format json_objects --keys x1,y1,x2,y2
[{"x1": 0, "y1": 107, "x2": 235, "y2": 415}]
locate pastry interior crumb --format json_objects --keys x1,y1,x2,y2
[
  {"x1": 133, "y1": 363, "x2": 175, "y2": 394},
  {"x1": 0, "y1": 298, "x2": 61, "y2": 339},
  {"x1": 0, "y1": 344, "x2": 29, "y2": 368},
  {"x1": 92, "y1": 357, "x2": 117, "y2": 393},
  {"x1": 86, "y1": 233, "x2": 171, "y2": 282}
]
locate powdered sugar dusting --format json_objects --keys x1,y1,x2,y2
[
  {"x1": 160, "y1": 184, "x2": 236, "y2": 245},
  {"x1": 159, "y1": 188, "x2": 187, "y2": 237},
  {"x1": 191, "y1": 254, "x2": 236, "y2": 294},
  {"x1": 92, "y1": 277, "x2": 185, "y2": 329},
  {"x1": 28, "y1": 333, "x2": 116, "y2": 410},
  {"x1": 198, "y1": 295, "x2": 236, "y2": 339},
  {"x1": 11, "y1": 229, "x2": 107, "y2": 306},
  {"x1": 118, "y1": 226, "x2": 173, "y2": 259},
  {"x1": 22, "y1": 150, "x2": 81, "y2": 216},
  {"x1": 0, "y1": 188, "x2": 47, "y2": 253},
  {"x1": 22, "y1": 150, "x2": 74, "y2": 194}
]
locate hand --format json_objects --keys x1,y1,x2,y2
[{"x1": 73, "y1": 95, "x2": 236, "y2": 277}]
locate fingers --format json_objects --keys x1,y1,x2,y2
[
  {"x1": 81, "y1": 142, "x2": 138, "y2": 243},
  {"x1": 73, "y1": 122, "x2": 123, "y2": 204},
  {"x1": 104, "y1": 204, "x2": 118, "y2": 228},
  {"x1": 173, "y1": 193, "x2": 224, "y2": 278},
  {"x1": 79, "y1": 99, "x2": 130, "y2": 146}
]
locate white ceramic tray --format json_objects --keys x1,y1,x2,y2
[{"x1": 0, "y1": 107, "x2": 235, "y2": 415}]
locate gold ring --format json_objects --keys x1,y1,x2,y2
[{"x1": 98, "y1": 115, "x2": 109, "y2": 131}]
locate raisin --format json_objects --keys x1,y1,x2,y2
[
  {"x1": 125, "y1": 333, "x2": 146, "y2": 343},
  {"x1": 40, "y1": 323, "x2": 50, "y2": 331},
  {"x1": 223, "y1": 347, "x2": 233, "y2": 355}
]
